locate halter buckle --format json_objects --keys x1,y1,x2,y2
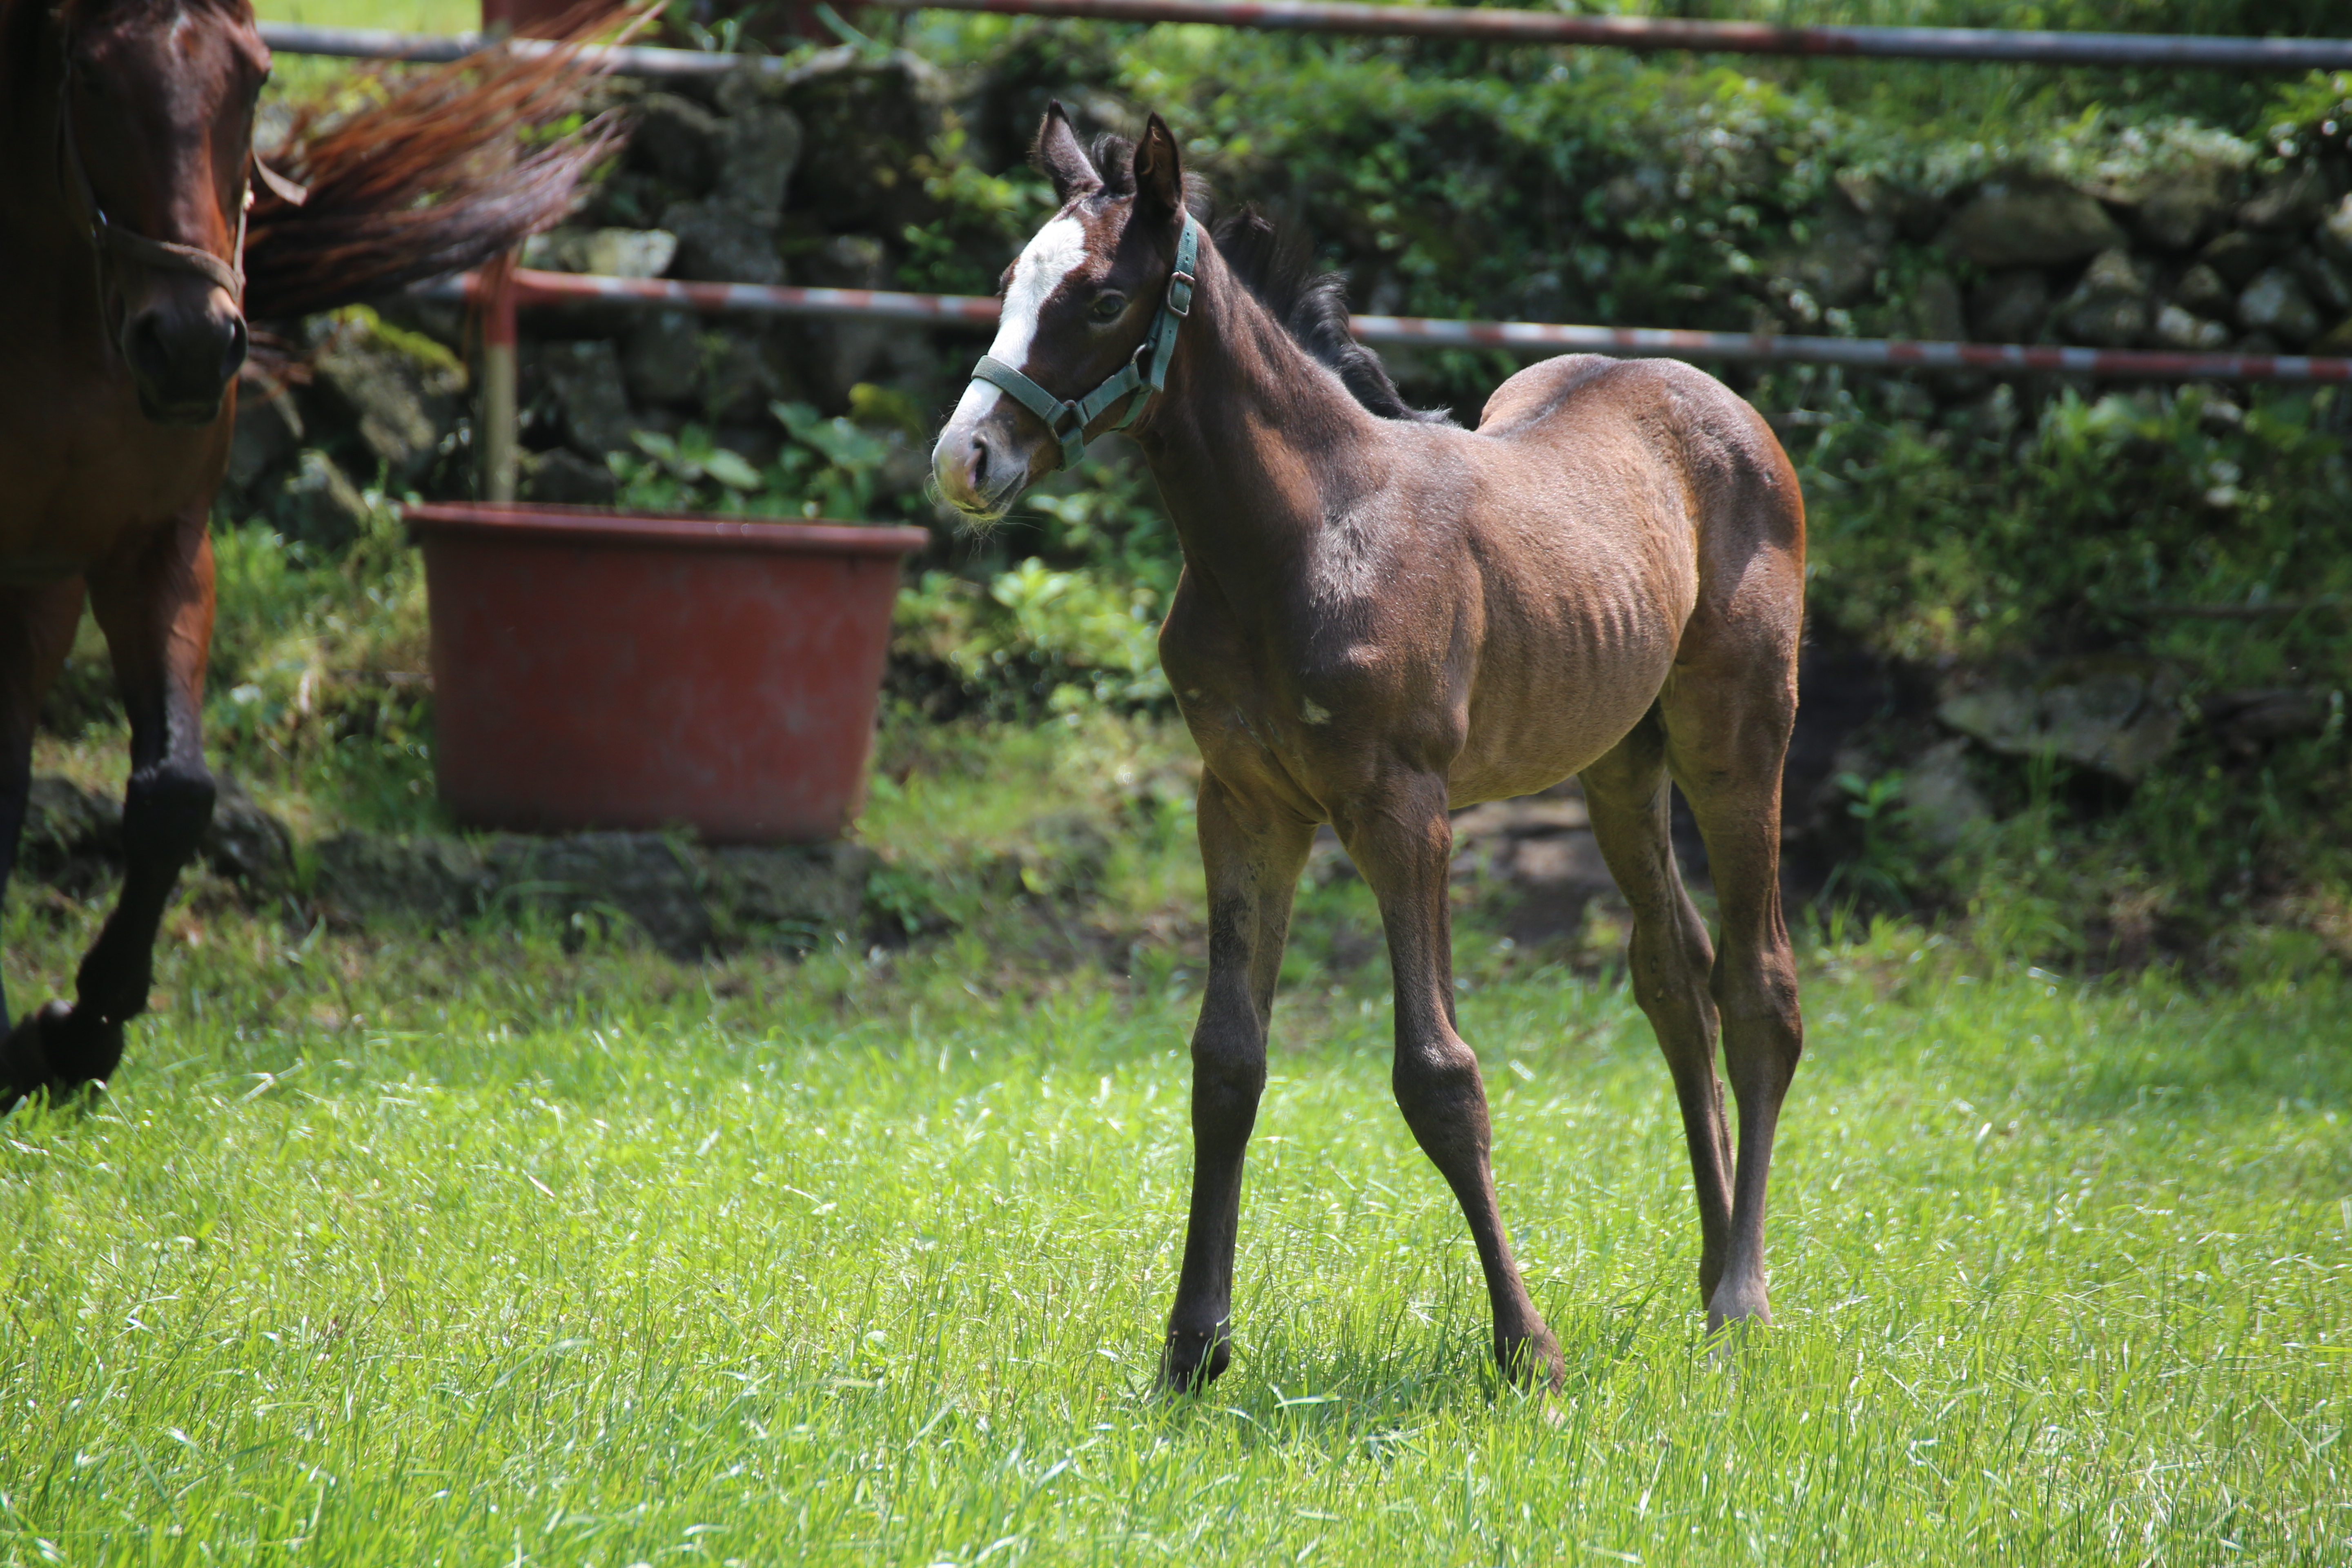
[{"x1": 1167, "y1": 270, "x2": 1195, "y2": 318}]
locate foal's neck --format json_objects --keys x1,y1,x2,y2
[{"x1": 1133, "y1": 243, "x2": 1388, "y2": 604}]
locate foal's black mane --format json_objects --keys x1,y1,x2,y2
[{"x1": 1082, "y1": 132, "x2": 1447, "y2": 425}]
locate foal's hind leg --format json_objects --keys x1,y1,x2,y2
[
  {"x1": 1659, "y1": 636, "x2": 1804, "y2": 1333},
  {"x1": 1339, "y1": 768, "x2": 1561, "y2": 1386},
  {"x1": 1161, "y1": 775, "x2": 1313, "y2": 1392},
  {"x1": 1580, "y1": 714, "x2": 1735, "y2": 1309},
  {"x1": 3, "y1": 517, "x2": 216, "y2": 1100}
]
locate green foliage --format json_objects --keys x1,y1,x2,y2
[
  {"x1": 205, "y1": 507, "x2": 439, "y2": 832},
  {"x1": 1798, "y1": 381, "x2": 2352, "y2": 663},
  {"x1": 1820, "y1": 769, "x2": 1920, "y2": 913},
  {"x1": 1792, "y1": 376, "x2": 2352, "y2": 931},
  {"x1": 893, "y1": 455, "x2": 1182, "y2": 714},
  {"x1": 898, "y1": 127, "x2": 1061, "y2": 296},
  {"x1": 608, "y1": 394, "x2": 925, "y2": 522},
  {"x1": 896, "y1": 558, "x2": 1169, "y2": 712}
]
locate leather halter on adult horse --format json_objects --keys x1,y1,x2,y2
[
  {"x1": 933, "y1": 107, "x2": 1808, "y2": 1389},
  {"x1": 0, "y1": 0, "x2": 608, "y2": 1109}
]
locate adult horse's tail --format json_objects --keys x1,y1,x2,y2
[{"x1": 241, "y1": 31, "x2": 626, "y2": 321}]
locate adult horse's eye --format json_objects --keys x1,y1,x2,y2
[{"x1": 1088, "y1": 292, "x2": 1128, "y2": 324}]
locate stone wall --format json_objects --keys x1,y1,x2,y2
[{"x1": 221, "y1": 51, "x2": 2352, "y2": 543}]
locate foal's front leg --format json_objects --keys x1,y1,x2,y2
[
  {"x1": 1161, "y1": 775, "x2": 1312, "y2": 1392},
  {"x1": 1341, "y1": 771, "x2": 1562, "y2": 1387}
]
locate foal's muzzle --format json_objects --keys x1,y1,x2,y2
[{"x1": 931, "y1": 402, "x2": 1039, "y2": 522}]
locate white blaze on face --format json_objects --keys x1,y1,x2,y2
[{"x1": 948, "y1": 213, "x2": 1090, "y2": 428}]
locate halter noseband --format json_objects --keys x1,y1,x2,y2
[{"x1": 967, "y1": 213, "x2": 1202, "y2": 473}]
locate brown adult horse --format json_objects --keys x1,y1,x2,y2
[
  {"x1": 0, "y1": 0, "x2": 608, "y2": 1107},
  {"x1": 933, "y1": 109, "x2": 1807, "y2": 1389}
]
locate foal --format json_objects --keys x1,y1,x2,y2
[{"x1": 933, "y1": 109, "x2": 1806, "y2": 1389}]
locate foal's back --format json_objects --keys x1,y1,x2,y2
[{"x1": 1398, "y1": 353, "x2": 1804, "y2": 804}]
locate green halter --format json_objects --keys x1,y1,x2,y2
[{"x1": 968, "y1": 213, "x2": 1202, "y2": 473}]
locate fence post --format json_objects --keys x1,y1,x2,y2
[{"x1": 480, "y1": 256, "x2": 519, "y2": 503}]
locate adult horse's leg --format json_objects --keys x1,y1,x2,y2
[
  {"x1": 1340, "y1": 771, "x2": 1561, "y2": 1386},
  {"x1": 1162, "y1": 775, "x2": 1313, "y2": 1391},
  {"x1": 1579, "y1": 714, "x2": 1736, "y2": 1312},
  {"x1": 1659, "y1": 641, "x2": 1803, "y2": 1334},
  {"x1": 2, "y1": 515, "x2": 216, "y2": 1099},
  {"x1": 0, "y1": 584, "x2": 91, "y2": 1095}
]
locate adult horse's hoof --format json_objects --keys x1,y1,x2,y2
[
  {"x1": 0, "y1": 1001, "x2": 123, "y2": 1108},
  {"x1": 1158, "y1": 1328, "x2": 1232, "y2": 1395},
  {"x1": 1497, "y1": 1329, "x2": 1566, "y2": 1392}
]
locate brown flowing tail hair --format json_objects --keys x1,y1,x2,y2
[{"x1": 242, "y1": 9, "x2": 636, "y2": 322}]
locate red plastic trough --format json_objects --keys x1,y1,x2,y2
[{"x1": 404, "y1": 502, "x2": 930, "y2": 842}]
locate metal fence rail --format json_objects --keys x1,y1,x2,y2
[
  {"x1": 872, "y1": 0, "x2": 2352, "y2": 70},
  {"x1": 258, "y1": 9, "x2": 2352, "y2": 75},
  {"x1": 424, "y1": 267, "x2": 2352, "y2": 384},
  {"x1": 257, "y1": 22, "x2": 785, "y2": 78}
]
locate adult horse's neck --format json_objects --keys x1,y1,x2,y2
[
  {"x1": 1131, "y1": 240, "x2": 1390, "y2": 622},
  {"x1": 0, "y1": 0, "x2": 96, "y2": 306}
]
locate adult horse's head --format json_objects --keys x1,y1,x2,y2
[
  {"x1": 53, "y1": 0, "x2": 272, "y2": 424},
  {"x1": 932, "y1": 105, "x2": 1196, "y2": 522}
]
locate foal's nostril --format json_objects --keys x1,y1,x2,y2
[{"x1": 969, "y1": 432, "x2": 991, "y2": 488}]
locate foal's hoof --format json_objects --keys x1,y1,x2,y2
[
  {"x1": 1496, "y1": 1329, "x2": 1566, "y2": 1392},
  {"x1": 0, "y1": 1002, "x2": 123, "y2": 1109},
  {"x1": 1158, "y1": 1329, "x2": 1232, "y2": 1396},
  {"x1": 1704, "y1": 1282, "x2": 1773, "y2": 1351}
]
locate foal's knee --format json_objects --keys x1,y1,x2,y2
[
  {"x1": 122, "y1": 758, "x2": 215, "y2": 873},
  {"x1": 1626, "y1": 921, "x2": 1714, "y2": 1034},
  {"x1": 1392, "y1": 1033, "x2": 1485, "y2": 1125},
  {"x1": 1191, "y1": 1007, "x2": 1268, "y2": 1109},
  {"x1": 1711, "y1": 952, "x2": 1803, "y2": 1085}
]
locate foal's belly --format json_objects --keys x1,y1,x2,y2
[
  {"x1": 1445, "y1": 639, "x2": 1679, "y2": 806},
  {"x1": 1443, "y1": 561, "x2": 1689, "y2": 806}
]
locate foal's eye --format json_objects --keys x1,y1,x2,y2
[{"x1": 1088, "y1": 292, "x2": 1128, "y2": 324}]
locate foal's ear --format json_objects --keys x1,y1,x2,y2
[
  {"x1": 1030, "y1": 102, "x2": 1101, "y2": 205},
  {"x1": 1132, "y1": 114, "x2": 1185, "y2": 224}
]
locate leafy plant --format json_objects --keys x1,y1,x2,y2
[
  {"x1": 1819, "y1": 769, "x2": 1920, "y2": 913},
  {"x1": 606, "y1": 392, "x2": 925, "y2": 522}
]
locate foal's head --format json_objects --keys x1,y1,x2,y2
[
  {"x1": 52, "y1": 0, "x2": 271, "y2": 423},
  {"x1": 931, "y1": 105, "x2": 1195, "y2": 522}
]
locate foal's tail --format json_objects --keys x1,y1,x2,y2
[{"x1": 241, "y1": 13, "x2": 631, "y2": 322}]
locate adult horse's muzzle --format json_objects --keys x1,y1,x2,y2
[{"x1": 121, "y1": 283, "x2": 247, "y2": 425}]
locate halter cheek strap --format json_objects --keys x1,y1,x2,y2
[
  {"x1": 53, "y1": 38, "x2": 311, "y2": 314},
  {"x1": 968, "y1": 213, "x2": 1201, "y2": 473}
]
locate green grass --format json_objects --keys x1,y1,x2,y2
[
  {"x1": 3, "y1": 888, "x2": 2347, "y2": 1562},
  {"x1": 255, "y1": 0, "x2": 476, "y2": 34}
]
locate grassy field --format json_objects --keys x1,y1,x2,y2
[
  {"x1": 20, "y1": 3, "x2": 2350, "y2": 1561},
  {"x1": 3, "y1": 876, "x2": 2347, "y2": 1563}
]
